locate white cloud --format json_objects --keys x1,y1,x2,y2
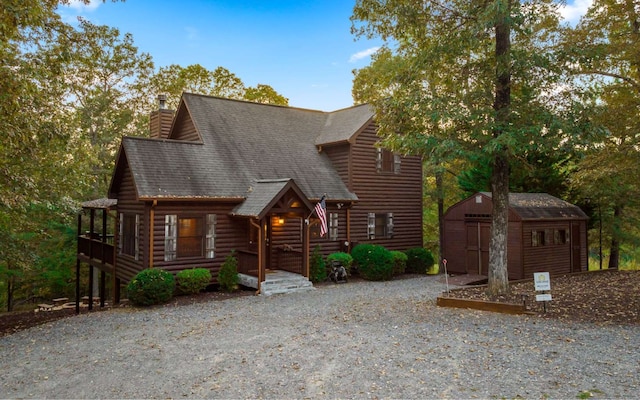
[
  {"x1": 559, "y1": 0, "x2": 593, "y2": 25},
  {"x1": 349, "y1": 46, "x2": 380, "y2": 63},
  {"x1": 66, "y1": 0, "x2": 102, "y2": 12}
]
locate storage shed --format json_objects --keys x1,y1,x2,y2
[{"x1": 443, "y1": 192, "x2": 589, "y2": 280}]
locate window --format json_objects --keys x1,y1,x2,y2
[
  {"x1": 329, "y1": 212, "x2": 339, "y2": 241},
  {"x1": 554, "y1": 229, "x2": 568, "y2": 245},
  {"x1": 532, "y1": 230, "x2": 546, "y2": 247},
  {"x1": 368, "y1": 212, "x2": 394, "y2": 239},
  {"x1": 165, "y1": 215, "x2": 177, "y2": 261},
  {"x1": 119, "y1": 213, "x2": 140, "y2": 260},
  {"x1": 165, "y1": 214, "x2": 216, "y2": 261},
  {"x1": 376, "y1": 148, "x2": 401, "y2": 173}
]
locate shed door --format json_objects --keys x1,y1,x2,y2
[
  {"x1": 466, "y1": 222, "x2": 490, "y2": 275},
  {"x1": 571, "y1": 222, "x2": 582, "y2": 272}
]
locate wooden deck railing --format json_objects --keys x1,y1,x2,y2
[
  {"x1": 275, "y1": 248, "x2": 303, "y2": 275},
  {"x1": 237, "y1": 250, "x2": 258, "y2": 276},
  {"x1": 77, "y1": 235, "x2": 114, "y2": 266}
]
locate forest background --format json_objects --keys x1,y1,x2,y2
[{"x1": 1, "y1": 0, "x2": 639, "y2": 311}]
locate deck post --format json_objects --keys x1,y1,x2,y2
[{"x1": 76, "y1": 213, "x2": 82, "y2": 315}]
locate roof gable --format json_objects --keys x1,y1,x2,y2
[{"x1": 115, "y1": 93, "x2": 364, "y2": 202}]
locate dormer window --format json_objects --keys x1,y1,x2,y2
[{"x1": 376, "y1": 148, "x2": 401, "y2": 174}]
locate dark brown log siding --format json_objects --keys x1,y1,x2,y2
[
  {"x1": 348, "y1": 122, "x2": 423, "y2": 251},
  {"x1": 112, "y1": 165, "x2": 145, "y2": 283},
  {"x1": 152, "y1": 201, "x2": 247, "y2": 283},
  {"x1": 170, "y1": 111, "x2": 200, "y2": 142}
]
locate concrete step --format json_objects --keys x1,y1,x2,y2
[{"x1": 238, "y1": 271, "x2": 315, "y2": 296}]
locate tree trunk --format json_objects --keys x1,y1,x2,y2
[
  {"x1": 608, "y1": 205, "x2": 623, "y2": 269},
  {"x1": 487, "y1": 0, "x2": 512, "y2": 296},
  {"x1": 488, "y1": 153, "x2": 510, "y2": 296}
]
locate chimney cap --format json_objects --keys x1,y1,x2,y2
[{"x1": 157, "y1": 94, "x2": 167, "y2": 109}]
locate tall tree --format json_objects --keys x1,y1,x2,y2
[
  {"x1": 141, "y1": 64, "x2": 289, "y2": 110},
  {"x1": 563, "y1": 0, "x2": 640, "y2": 268},
  {"x1": 54, "y1": 19, "x2": 154, "y2": 197},
  {"x1": 352, "y1": 0, "x2": 576, "y2": 295}
]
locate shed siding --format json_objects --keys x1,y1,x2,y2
[
  {"x1": 443, "y1": 193, "x2": 588, "y2": 280},
  {"x1": 348, "y1": 122, "x2": 423, "y2": 250}
]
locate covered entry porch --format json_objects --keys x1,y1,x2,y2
[{"x1": 230, "y1": 179, "x2": 319, "y2": 295}]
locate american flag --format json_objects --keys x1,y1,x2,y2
[{"x1": 315, "y1": 195, "x2": 327, "y2": 237}]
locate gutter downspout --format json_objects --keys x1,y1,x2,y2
[
  {"x1": 250, "y1": 218, "x2": 262, "y2": 294},
  {"x1": 149, "y1": 200, "x2": 157, "y2": 268}
]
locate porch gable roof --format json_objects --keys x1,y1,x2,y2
[{"x1": 230, "y1": 178, "x2": 314, "y2": 219}]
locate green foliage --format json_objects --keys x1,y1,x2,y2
[
  {"x1": 390, "y1": 250, "x2": 408, "y2": 276},
  {"x1": 309, "y1": 245, "x2": 327, "y2": 283},
  {"x1": 218, "y1": 251, "x2": 239, "y2": 292},
  {"x1": 126, "y1": 268, "x2": 175, "y2": 306},
  {"x1": 176, "y1": 268, "x2": 211, "y2": 295},
  {"x1": 405, "y1": 247, "x2": 435, "y2": 274},
  {"x1": 351, "y1": 244, "x2": 393, "y2": 281},
  {"x1": 326, "y1": 252, "x2": 353, "y2": 275}
]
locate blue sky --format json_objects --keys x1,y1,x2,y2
[{"x1": 59, "y1": 0, "x2": 592, "y2": 111}]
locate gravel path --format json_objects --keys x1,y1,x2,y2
[{"x1": 1, "y1": 275, "x2": 638, "y2": 399}]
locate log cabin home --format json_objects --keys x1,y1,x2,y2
[
  {"x1": 442, "y1": 192, "x2": 589, "y2": 281},
  {"x1": 77, "y1": 93, "x2": 423, "y2": 304}
]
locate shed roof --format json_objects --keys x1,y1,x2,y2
[
  {"x1": 111, "y1": 94, "x2": 368, "y2": 203},
  {"x1": 480, "y1": 192, "x2": 588, "y2": 220}
]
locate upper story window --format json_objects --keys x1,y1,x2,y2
[
  {"x1": 376, "y1": 148, "x2": 401, "y2": 174},
  {"x1": 119, "y1": 213, "x2": 140, "y2": 260},
  {"x1": 165, "y1": 214, "x2": 216, "y2": 261},
  {"x1": 368, "y1": 212, "x2": 394, "y2": 239},
  {"x1": 329, "y1": 212, "x2": 339, "y2": 241}
]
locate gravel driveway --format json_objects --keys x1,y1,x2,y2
[{"x1": 1, "y1": 275, "x2": 638, "y2": 399}]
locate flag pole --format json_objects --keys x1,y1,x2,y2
[{"x1": 305, "y1": 194, "x2": 326, "y2": 223}]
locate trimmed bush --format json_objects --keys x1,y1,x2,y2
[
  {"x1": 326, "y1": 252, "x2": 353, "y2": 275},
  {"x1": 176, "y1": 268, "x2": 211, "y2": 295},
  {"x1": 405, "y1": 247, "x2": 435, "y2": 274},
  {"x1": 309, "y1": 245, "x2": 327, "y2": 283},
  {"x1": 218, "y1": 250, "x2": 239, "y2": 292},
  {"x1": 351, "y1": 244, "x2": 394, "y2": 281},
  {"x1": 390, "y1": 250, "x2": 408, "y2": 276},
  {"x1": 126, "y1": 268, "x2": 175, "y2": 306}
]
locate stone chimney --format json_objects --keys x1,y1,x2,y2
[{"x1": 149, "y1": 94, "x2": 175, "y2": 139}]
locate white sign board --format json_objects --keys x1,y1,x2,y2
[
  {"x1": 536, "y1": 293, "x2": 552, "y2": 302},
  {"x1": 534, "y1": 272, "x2": 551, "y2": 291}
]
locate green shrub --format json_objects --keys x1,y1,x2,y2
[
  {"x1": 126, "y1": 268, "x2": 175, "y2": 306},
  {"x1": 218, "y1": 251, "x2": 239, "y2": 292},
  {"x1": 390, "y1": 250, "x2": 408, "y2": 276},
  {"x1": 405, "y1": 247, "x2": 435, "y2": 274},
  {"x1": 309, "y1": 245, "x2": 327, "y2": 283},
  {"x1": 326, "y1": 252, "x2": 353, "y2": 275},
  {"x1": 176, "y1": 268, "x2": 211, "y2": 295},
  {"x1": 351, "y1": 244, "x2": 393, "y2": 281}
]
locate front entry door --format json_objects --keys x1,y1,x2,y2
[{"x1": 466, "y1": 222, "x2": 491, "y2": 275}]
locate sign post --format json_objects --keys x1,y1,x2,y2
[
  {"x1": 443, "y1": 258, "x2": 449, "y2": 294},
  {"x1": 533, "y1": 272, "x2": 552, "y2": 312}
]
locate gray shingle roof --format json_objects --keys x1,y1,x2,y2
[
  {"x1": 117, "y1": 94, "x2": 364, "y2": 202},
  {"x1": 481, "y1": 192, "x2": 588, "y2": 220}
]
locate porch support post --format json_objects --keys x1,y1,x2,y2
[
  {"x1": 88, "y1": 209, "x2": 95, "y2": 311},
  {"x1": 303, "y1": 216, "x2": 310, "y2": 278},
  {"x1": 101, "y1": 209, "x2": 107, "y2": 308},
  {"x1": 76, "y1": 212, "x2": 82, "y2": 315},
  {"x1": 113, "y1": 211, "x2": 119, "y2": 304}
]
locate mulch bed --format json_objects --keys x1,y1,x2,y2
[
  {"x1": 444, "y1": 269, "x2": 640, "y2": 325},
  {"x1": 1, "y1": 270, "x2": 638, "y2": 337}
]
